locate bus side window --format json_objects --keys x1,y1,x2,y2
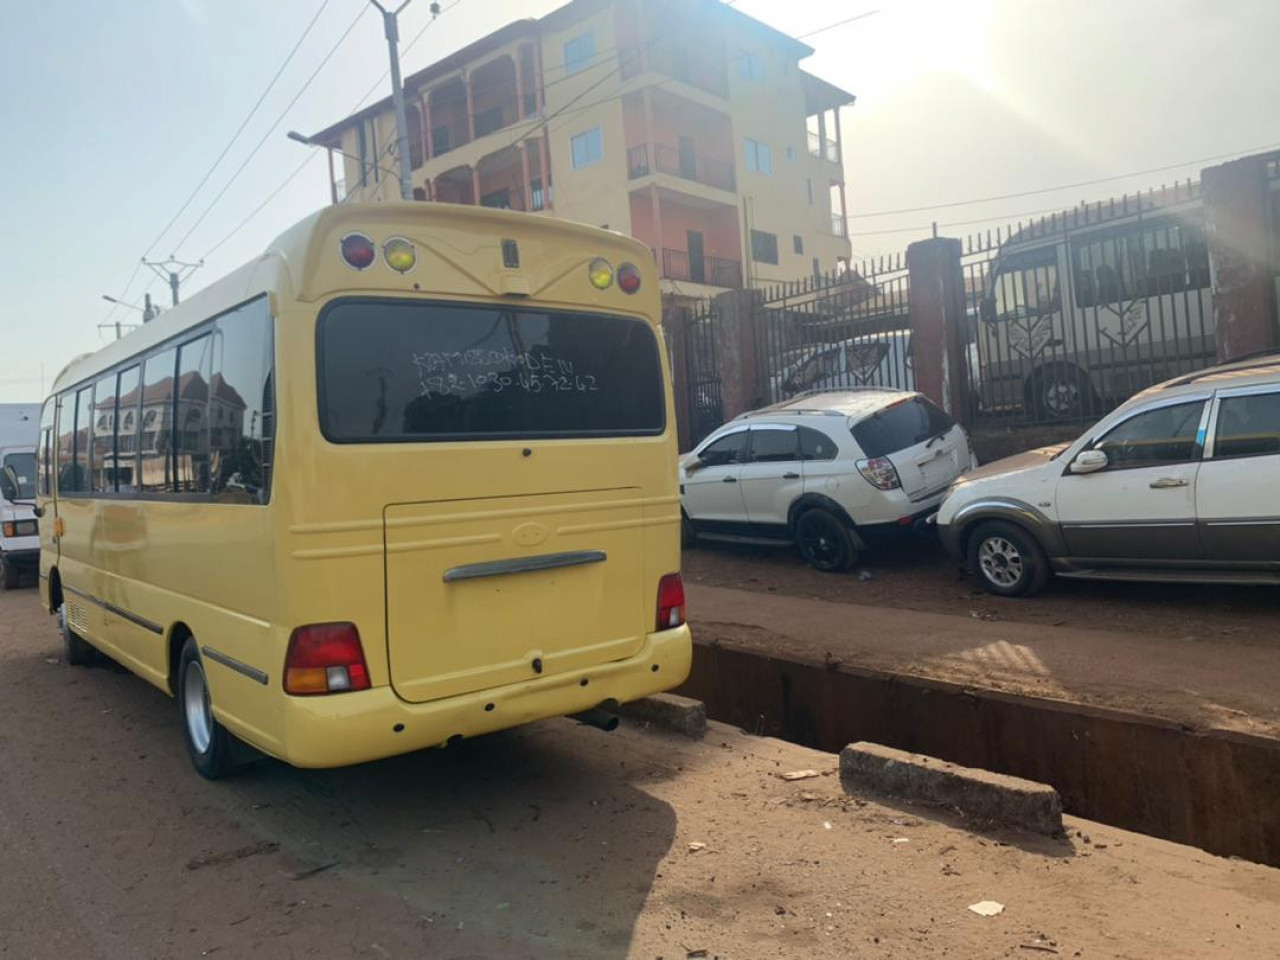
[
  {"x1": 140, "y1": 348, "x2": 178, "y2": 494},
  {"x1": 993, "y1": 248, "x2": 1059, "y2": 320},
  {"x1": 210, "y1": 299, "x2": 274, "y2": 505},
  {"x1": 37, "y1": 399, "x2": 55, "y2": 497}
]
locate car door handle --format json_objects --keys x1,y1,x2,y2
[
  {"x1": 1149, "y1": 477, "x2": 1189, "y2": 489},
  {"x1": 783, "y1": 472, "x2": 800, "y2": 479},
  {"x1": 722, "y1": 476, "x2": 738, "y2": 484}
]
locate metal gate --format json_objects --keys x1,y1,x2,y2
[
  {"x1": 681, "y1": 301, "x2": 722, "y2": 447},
  {"x1": 960, "y1": 182, "x2": 1215, "y2": 428},
  {"x1": 754, "y1": 258, "x2": 912, "y2": 408}
]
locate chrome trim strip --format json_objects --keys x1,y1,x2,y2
[
  {"x1": 63, "y1": 583, "x2": 164, "y2": 635},
  {"x1": 1064, "y1": 522, "x2": 1195, "y2": 530},
  {"x1": 443, "y1": 549, "x2": 606, "y2": 583},
  {"x1": 1204, "y1": 518, "x2": 1280, "y2": 527},
  {"x1": 201, "y1": 646, "x2": 269, "y2": 686}
]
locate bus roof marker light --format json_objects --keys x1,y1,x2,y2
[
  {"x1": 617, "y1": 262, "x2": 641, "y2": 294},
  {"x1": 588, "y1": 257, "x2": 614, "y2": 290},
  {"x1": 340, "y1": 233, "x2": 376, "y2": 271},
  {"x1": 383, "y1": 237, "x2": 416, "y2": 274}
]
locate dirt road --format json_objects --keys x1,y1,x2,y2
[{"x1": 3, "y1": 587, "x2": 1280, "y2": 959}]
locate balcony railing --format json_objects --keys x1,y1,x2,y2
[
  {"x1": 627, "y1": 144, "x2": 736, "y2": 192},
  {"x1": 618, "y1": 45, "x2": 728, "y2": 99},
  {"x1": 660, "y1": 248, "x2": 743, "y2": 288},
  {"x1": 808, "y1": 130, "x2": 839, "y2": 163}
]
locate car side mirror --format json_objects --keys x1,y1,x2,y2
[{"x1": 1070, "y1": 449, "x2": 1109, "y2": 474}]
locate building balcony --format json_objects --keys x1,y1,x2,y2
[
  {"x1": 658, "y1": 248, "x2": 743, "y2": 288},
  {"x1": 619, "y1": 44, "x2": 728, "y2": 99},
  {"x1": 627, "y1": 143, "x2": 736, "y2": 193},
  {"x1": 808, "y1": 130, "x2": 839, "y2": 163}
]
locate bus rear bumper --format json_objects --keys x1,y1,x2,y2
[{"x1": 275, "y1": 624, "x2": 693, "y2": 768}]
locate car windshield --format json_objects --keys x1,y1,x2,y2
[
  {"x1": 2, "y1": 452, "x2": 35, "y2": 499},
  {"x1": 852, "y1": 397, "x2": 955, "y2": 458}
]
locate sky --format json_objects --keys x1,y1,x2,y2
[{"x1": 1, "y1": 0, "x2": 1276, "y2": 403}]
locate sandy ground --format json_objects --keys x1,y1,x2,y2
[
  {"x1": 2, "y1": 586, "x2": 1280, "y2": 959},
  {"x1": 684, "y1": 539, "x2": 1280, "y2": 737}
]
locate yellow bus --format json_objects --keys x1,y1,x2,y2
[{"x1": 35, "y1": 203, "x2": 690, "y2": 778}]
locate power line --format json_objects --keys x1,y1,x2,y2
[
  {"x1": 199, "y1": 4, "x2": 463, "y2": 261},
  {"x1": 101, "y1": 0, "x2": 337, "y2": 329},
  {"x1": 845, "y1": 141, "x2": 1280, "y2": 222},
  {"x1": 794, "y1": 8, "x2": 881, "y2": 40},
  {"x1": 170, "y1": 4, "x2": 373, "y2": 257},
  {"x1": 144, "y1": 0, "x2": 336, "y2": 257}
]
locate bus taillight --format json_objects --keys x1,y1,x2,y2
[
  {"x1": 656, "y1": 573, "x2": 686, "y2": 631},
  {"x1": 284, "y1": 622, "x2": 371, "y2": 695}
]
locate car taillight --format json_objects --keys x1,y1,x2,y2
[
  {"x1": 284, "y1": 622, "x2": 371, "y2": 695},
  {"x1": 656, "y1": 573, "x2": 686, "y2": 631},
  {"x1": 856, "y1": 457, "x2": 902, "y2": 490}
]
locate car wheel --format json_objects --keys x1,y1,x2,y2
[
  {"x1": 1, "y1": 557, "x2": 19, "y2": 590},
  {"x1": 794, "y1": 508, "x2": 857, "y2": 573},
  {"x1": 967, "y1": 521, "x2": 1051, "y2": 597},
  {"x1": 178, "y1": 637, "x2": 235, "y2": 780},
  {"x1": 60, "y1": 601, "x2": 96, "y2": 665},
  {"x1": 1028, "y1": 365, "x2": 1095, "y2": 420}
]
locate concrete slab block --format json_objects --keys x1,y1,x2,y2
[
  {"x1": 840, "y1": 741, "x2": 1063, "y2": 835},
  {"x1": 618, "y1": 693, "x2": 707, "y2": 738}
]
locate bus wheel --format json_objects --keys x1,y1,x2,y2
[
  {"x1": 60, "y1": 602, "x2": 96, "y2": 666},
  {"x1": 1029, "y1": 365, "x2": 1094, "y2": 420},
  {"x1": 178, "y1": 637, "x2": 234, "y2": 780},
  {"x1": 1, "y1": 557, "x2": 19, "y2": 590}
]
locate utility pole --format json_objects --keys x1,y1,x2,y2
[
  {"x1": 144, "y1": 257, "x2": 202, "y2": 307},
  {"x1": 370, "y1": 0, "x2": 438, "y2": 201}
]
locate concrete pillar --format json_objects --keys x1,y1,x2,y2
[
  {"x1": 515, "y1": 49, "x2": 527, "y2": 120},
  {"x1": 538, "y1": 132, "x2": 551, "y2": 207},
  {"x1": 471, "y1": 167, "x2": 482, "y2": 206},
  {"x1": 421, "y1": 95, "x2": 433, "y2": 161},
  {"x1": 519, "y1": 141, "x2": 532, "y2": 211},
  {"x1": 906, "y1": 236, "x2": 970, "y2": 420},
  {"x1": 712, "y1": 287, "x2": 765, "y2": 419},
  {"x1": 1202, "y1": 154, "x2": 1279, "y2": 362},
  {"x1": 650, "y1": 185, "x2": 664, "y2": 269},
  {"x1": 465, "y1": 71, "x2": 476, "y2": 141}
]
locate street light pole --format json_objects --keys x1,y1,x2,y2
[{"x1": 370, "y1": 0, "x2": 424, "y2": 202}]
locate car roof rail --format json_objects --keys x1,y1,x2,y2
[{"x1": 1161, "y1": 352, "x2": 1280, "y2": 388}]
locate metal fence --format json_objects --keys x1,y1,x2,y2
[
  {"x1": 680, "y1": 302, "x2": 723, "y2": 447},
  {"x1": 961, "y1": 181, "x2": 1215, "y2": 428},
  {"x1": 753, "y1": 258, "x2": 913, "y2": 409}
]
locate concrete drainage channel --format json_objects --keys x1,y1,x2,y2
[{"x1": 675, "y1": 641, "x2": 1280, "y2": 867}]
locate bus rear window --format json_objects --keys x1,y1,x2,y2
[
  {"x1": 318, "y1": 300, "x2": 665, "y2": 442},
  {"x1": 852, "y1": 397, "x2": 955, "y2": 458}
]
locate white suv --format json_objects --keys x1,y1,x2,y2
[
  {"x1": 938, "y1": 355, "x2": 1280, "y2": 596},
  {"x1": 680, "y1": 390, "x2": 977, "y2": 571}
]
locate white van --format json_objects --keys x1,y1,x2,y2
[
  {"x1": 0, "y1": 403, "x2": 41, "y2": 589},
  {"x1": 769, "y1": 331, "x2": 914, "y2": 402}
]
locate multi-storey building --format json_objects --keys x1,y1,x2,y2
[{"x1": 307, "y1": 0, "x2": 855, "y2": 294}]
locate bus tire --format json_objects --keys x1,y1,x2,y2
[
  {"x1": 60, "y1": 602, "x2": 96, "y2": 666},
  {"x1": 178, "y1": 637, "x2": 235, "y2": 780},
  {"x1": 1, "y1": 557, "x2": 19, "y2": 590},
  {"x1": 1027, "y1": 364, "x2": 1095, "y2": 420}
]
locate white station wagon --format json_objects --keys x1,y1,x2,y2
[
  {"x1": 680, "y1": 390, "x2": 977, "y2": 571},
  {"x1": 938, "y1": 354, "x2": 1280, "y2": 595}
]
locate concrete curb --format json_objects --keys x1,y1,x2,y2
[
  {"x1": 840, "y1": 742, "x2": 1063, "y2": 835},
  {"x1": 618, "y1": 693, "x2": 707, "y2": 738}
]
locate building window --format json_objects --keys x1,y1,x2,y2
[
  {"x1": 744, "y1": 138, "x2": 772, "y2": 176},
  {"x1": 786, "y1": 145, "x2": 796, "y2": 161},
  {"x1": 793, "y1": 235, "x2": 804, "y2": 255},
  {"x1": 737, "y1": 52, "x2": 764, "y2": 83},
  {"x1": 571, "y1": 127, "x2": 603, "y2": 169},
  {"x1": 751, "y1": 230, "x2": 779, "y2": 265},
  {"x1": 564, "y1": 31, "x2": 595, "y2": 75},
  {"x1": 806, "y1": 177, "x2": 814, "y2": 205}
]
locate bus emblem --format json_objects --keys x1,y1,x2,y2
[{"x1": 512, "y1": 522, "x2": 549, "y2": 546}]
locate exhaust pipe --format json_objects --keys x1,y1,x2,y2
[{"x1": 570, "y1": 708, "x2": 620, "y2": 732}]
